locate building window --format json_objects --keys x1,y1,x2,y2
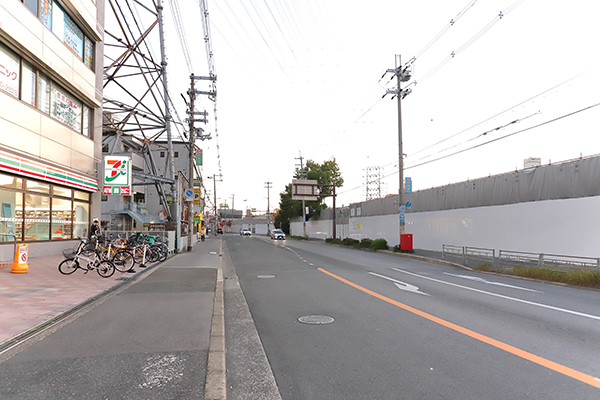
[
  {"x1": 0, "y1": 172, "x2": 92, "y2": 242},
  {"x1": 21, "y1": 60, "x2": 37, "y2": 106},
  {"x1": 51, "y1": 83, "x2": 82, "y2": 131},
  {"x1": 1, "y1": 40, "x2": 93, "y2": 136},
  {"x1": 22, "y1": 0, "x2": 38, "y2": 15},
  {"x1": 37, "y1": 72, "x2": 51, "y2": 114},
  {"x1": 160, "y1": 151, "x2": 165, "y2": 158},
  {"x1": 0, "y1": 43, "x2": 20, "y2": 98},
  {"x1": 174, "y1": 152, "x2": 179, "y2": 158},
  {"x1": 26, "y1": 0, "x2": 95, "y2": 71}
]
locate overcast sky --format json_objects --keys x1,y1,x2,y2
[{"x1": 117, "y1": 0, "x2": 600, "y2": 213}]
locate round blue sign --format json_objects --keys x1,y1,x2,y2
[{"x1": 406, "y1": 201, "x2": 412, "y2": 207}]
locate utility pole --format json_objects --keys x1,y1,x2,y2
[
  {"x1": 265, "y1": 181, "x2": 272, "y2": 234},
  {"x1": 208, "y1": 174, "x2": 222, "y2": 235},
  {"x1": 295, "y1": 152, "x2": 307, "y2": 237},
  {"x1": 384, "y1": 55, "x2": 412, "y2": 247},
  {"x1": 185, "y1": 75, "x2": 210, "y2": 250}
]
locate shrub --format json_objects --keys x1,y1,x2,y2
[
  {"x1": 343, "y1": 238, "x2": 359, "y2": 247},
  {"x1": 371, "y1": 238, "x2": 388, "y2": 251},
  {"x1": 360, "y1": 238, "x2": 373, "y2": 249}
]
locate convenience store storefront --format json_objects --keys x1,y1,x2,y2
[{"x1": 0, "y1": 150, "x2": 97, "y2": 246}]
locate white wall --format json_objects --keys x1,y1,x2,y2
[{"x1": 291, "y1": 196, "x2": 600, "y2": 258}]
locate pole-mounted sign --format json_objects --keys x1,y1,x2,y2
[{"x1": 102, "y1": 156, "x2": 132, "y2": 195}]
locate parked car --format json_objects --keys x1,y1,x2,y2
[
  {"x1": 240, "y1": 228, "x2": 252, "y2": 236},
  {"x1": 270, "y1": 229, "x2": 286, "y2": 240}
]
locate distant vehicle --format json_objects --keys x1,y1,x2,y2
[
  {"x1": 217, "y1": 227, "x2": 223, "y2": 234},
  {"x1": 270, "y1": 229, "x2": 286, "y2": 240},
  {"x1": 240, "y1": 228, "x2": 252, "y2": 236}
]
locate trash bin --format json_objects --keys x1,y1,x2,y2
[{"x1": 400, "y1": 234, "x2": 413, "y2": 251}]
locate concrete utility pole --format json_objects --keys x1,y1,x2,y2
[
  {"x1": 186, "y1": 75, "x2": 210, "y2": 250},
  {"x1": 385, "y1": 55, "x2": 412, "y2": 247},
  {"x1": 265, "y1": 181, "x2": 272, "y2": 234},
  {"x1": 208, "y1": 175, "x2": 222, "y2": 235},
  {"x1": 295, "y1": 152, "x2": 307, "y2": 237}
]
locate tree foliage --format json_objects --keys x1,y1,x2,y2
[{"x1": 274, "y1": 158, "x2": 343, "y2": 234}]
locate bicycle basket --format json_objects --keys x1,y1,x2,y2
[{"x1": 62, "y1": 249, "x2": 76, "y2": 258}]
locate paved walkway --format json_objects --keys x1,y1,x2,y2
[{"x1": 0, "y1": 239, "x2": 221, "y2": 352}]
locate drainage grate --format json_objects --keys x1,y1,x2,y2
[{"x1": 298, "y1": 315, "x2": 335, "y2": 325}]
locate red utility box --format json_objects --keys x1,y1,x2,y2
[{"x1": 400, "y1": 234, "x2": 413, "y2": 251}]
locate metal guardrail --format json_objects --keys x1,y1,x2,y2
[
  {"x1": 442, "y1": 244, "x2": 600, "y2": 269},
  {"x1": 498, "y1": 250, "x2": 599, "y2": 269}
]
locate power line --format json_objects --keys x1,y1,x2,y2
[{"x1": 405, "y1": 102, "x2": 600, "y2": 170}]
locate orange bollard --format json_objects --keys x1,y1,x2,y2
[{"x1": 11, "y1": 243, "x2": 29, "y2": 274}]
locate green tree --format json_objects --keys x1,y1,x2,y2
[{"x1": 274, "y1": 158, "x2": 343, "y2": 234}]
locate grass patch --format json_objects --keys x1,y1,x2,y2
[
  {"x1": 474, "y1": 262, "x2": 494, "y2": 272},
  {"x1": 512, "y1": 266, "x2": 600, "y2": 288}
]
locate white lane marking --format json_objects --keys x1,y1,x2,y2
[
  {"x1": 392, "y1": 268, "x2": 600, "y2": 321},
  {"x1": 139, "y1": 354, "x2": 184, "y2": 389},
  {"x1": 444, "y1": 273, "x2": 543, "y2": 293},
  {"x1": 369, "y1": 272, "x2": 429, "y2": 296}
]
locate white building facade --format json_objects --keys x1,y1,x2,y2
[{"x1": 0, "y1": 0, "x2": 104, "y2": 259}]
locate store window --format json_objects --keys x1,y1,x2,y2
[
  {"x1": 53, "y1": 186, "x2": 72, "y2": 197},
  {"x1": 74, "y1": 191, "x2": 89, "y2": 201},
  {"x1": 24, "y1": 193, "x2": 50, "y2": 241},
  {"x1": 51, "y1": 198, "x2": 73, "y2": 239},
  {"x1": 0, "y1": 193, "x2": 23, "y2": 243},
  {"x1": 73, "y1": 201, "x2": 89, "y2": 238},
  {"x1": 0, "y1": 172, "x2": 91, "y2": 242},
  {"x1": 26, "y1": 181, "x2": 50, "y2": 194},
  {"x1": 0, "y1": 175, "x2": 22, "y2": 189}
]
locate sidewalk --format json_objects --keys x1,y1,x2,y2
[{"x1": 0, "y1": 240, "x2": 218, "y2": 352}]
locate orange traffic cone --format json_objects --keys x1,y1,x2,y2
[{"x1": 11, "y1": 243, "x2": 29, "y2": 273}]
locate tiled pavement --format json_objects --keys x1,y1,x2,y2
[{"x1": 0, "y1": 253, "x2": 143, "y2": 346}]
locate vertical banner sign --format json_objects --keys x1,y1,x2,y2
[
  {"x1": 103, "y1": 156, "x2": 132, "y2": 195},
  {"x1": 399, "y1": 205, "x2": 405, "y2": 223},
  {"x1": 405, "y1": 177, "x2": 412, "y2": 193},
  {"x1": 196, "y1": 149, "x2": 203, "y2": 166}
]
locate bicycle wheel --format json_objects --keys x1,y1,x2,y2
[
  {"x1": 96, "y1": 260, "x2": 115, "y2": 278},
  {"x1": 155, "y1": 243, "x2": 168, "y2": 262},
  {"x1": 133, "y1": 245, "x2": 147, "y2": 263},
  {"x1": 58, "y1": 258, "x2": 79, "y2": 275},
  {"x1": 112, "y1": 250, "x2": 135, "y2": 272}
]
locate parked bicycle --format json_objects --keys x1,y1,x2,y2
[{"x1": 58, "y1": 237, "x2": 115, "y2": 278}]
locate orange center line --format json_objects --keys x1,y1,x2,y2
[{"x1": 318, "y1": 267, "x2": 600, "y2": 390}]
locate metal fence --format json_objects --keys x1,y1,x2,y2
[{"x1": 442, "y1": 244, "x2": 600, "y2": 270}]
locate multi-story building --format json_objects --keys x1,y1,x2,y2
[{"x1": 0, "y1": 0, "x2": 104, "y2": 259}]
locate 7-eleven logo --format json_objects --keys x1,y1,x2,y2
[{"x1": 104, "y1": 157, "x2": 130, "y2": 185}]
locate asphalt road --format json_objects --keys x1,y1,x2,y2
[{"x1": 225, "y1": 235, "x2": 600, "y2": 400}]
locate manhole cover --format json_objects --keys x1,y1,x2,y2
[
  {"x1": 257, "y1": 275, "x2": 276, "y2": 279},
  {"x1": 298, "y1": 315, "x2": 335, "y2": 325}
]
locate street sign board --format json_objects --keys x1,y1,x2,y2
[
  {"x1": 292, "y1": 179, "x2": 319, "y2": 201},
  {"x1": 102, "y1": 156, "x2": 132, "y2": 195}
]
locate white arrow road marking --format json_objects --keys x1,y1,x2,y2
[
  {"x1": 392, "y1": 268, "x2": 600, "y2": 321},
  {"x1": 443, "y1": 273, "x2": 543, "y2": 293},
  {"x1": 369, "y1": 272, "x2": 430, "y2": 296}
]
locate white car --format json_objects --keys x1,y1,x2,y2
[
  {"x1": 270, "y1": 229, "x2": 286, "y2": 240},
  {"x1": 240, "y1": 228, "x2": 252, "y2": 236}
]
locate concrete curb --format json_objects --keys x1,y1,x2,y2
[{"x1": 205, "y1": 240, "x2": 227, "y2": 400}]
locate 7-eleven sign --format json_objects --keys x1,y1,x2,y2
[{"x1": 103, "y1": 156, "x2": 132, "y2": 195}]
